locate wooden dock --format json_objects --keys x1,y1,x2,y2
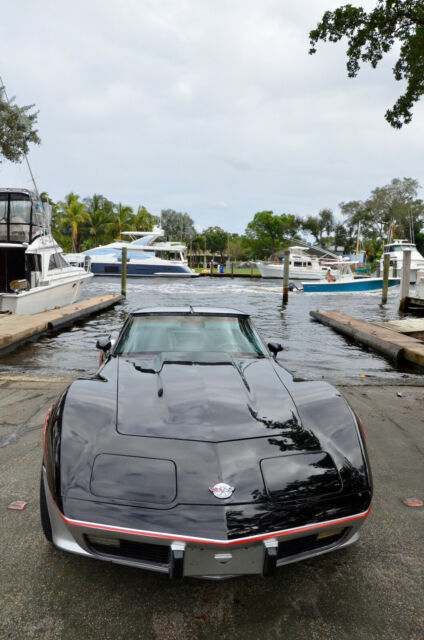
[
  {"x1": 310, "y1": 309, "x2": 424, "y2": 368},
  {"x1": 0, "y1": 293, "x2": 124, "y2": 354},
  {"x1": 403, "y1": 296, "x2": 424, "y2": 312},
  {"x1": 197, "y1": 272, "x2": 261, "y2": 278}
]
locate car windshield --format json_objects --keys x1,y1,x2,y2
[{"x1": 115, "y1": 315, "x2": 267, "y2": 356}]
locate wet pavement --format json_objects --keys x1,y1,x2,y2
[{"x1": 0, "y1": 376, "x2": 423, "y2": 640}]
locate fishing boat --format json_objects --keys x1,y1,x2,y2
[
  {"x1": 302, "y1": 277, "x2": 400, "y2": 293},
  {"x1": 302, "y1": 261, "x2": 400, "y2": 292},
  {"x1": 379, "y1": 239, "x2": 424, "y2": 283},
  {"x1": 0, "y1": 188, "x2": 93, "y2": 314},
  {"x1": 68, "y1": 227, "x2": 198, "y2": 277},
  {"x1": 256, "y1": 245, "x2": 339, "y2": 280}
]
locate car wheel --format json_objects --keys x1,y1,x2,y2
[{"x1": 39, "y1": 469, "x2": 53, "y2": 543}]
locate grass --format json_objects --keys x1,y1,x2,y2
[{"x1": 192, "y1": 266, "x2": 261, "y2": 275}]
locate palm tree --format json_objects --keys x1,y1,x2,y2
[
  {"x1": 113, "y1": 203, "x2": 134, "y2": 240},
  {"x1": 134, "y1": 205, "x2": 154, "y2": 231},
  {"x1": 84, "y1": 194, "x2": 115, "y2": 246},
  {"x1": 58, "y1": 193, "x2": 88, "y2": 252}
]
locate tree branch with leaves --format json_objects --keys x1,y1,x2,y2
[
  {"x1": 0, "y1": 86, "x2": 40, "y2": 162},
  {"x1": 309, "y1": 0, "x2": 424, "y2": 128}
]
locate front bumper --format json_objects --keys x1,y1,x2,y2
[{"x1": 44, "y1": 472, "x2": 366, "y2": 579}]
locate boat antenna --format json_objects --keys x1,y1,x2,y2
[{"x1": 0, "y1": 75, "x2": 47, "y2": 232}]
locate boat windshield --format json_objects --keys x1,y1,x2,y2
[
  {"x1": 385, "y1": 244, "x2": 415, "y2": 252},
  {"x1": 0, "y1": 193, "x2": 44, "y2": 243},
  {"x1": 115, "y1": 315, "x2": 267, "y2": 356}
]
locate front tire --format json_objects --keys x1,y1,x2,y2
[{"x1": 39, "y1": 469, "x2": 53, "y2": 543}]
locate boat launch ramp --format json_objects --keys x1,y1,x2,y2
[
  {"x1": 311, "y1": 309, "x2": 424, "y2": 368},
  {"x1": 0, "y1": 293, "x2": 124, "y2": 354}
]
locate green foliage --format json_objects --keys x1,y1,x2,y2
[
  {"x1": 83, "y1": 195, "x2": 115, "y2": 247},
  {"x1": 227, "y1": 234, "x2": 251, "y2": 261},
  {"x1": 113, "y1": 203, "x2": 135, "y2": 240},
  {"x1": 160, "y1": 209, "x2": 196, "y2": 241},
  {"x1": 309, "y1": 1, "x2": 424, "y2": 127},
  {"x1": 340, "y1": 177, "x2": 424, "y2": 242},
  {"x1": 57, "y1": 193, "x2": 89, "y2": 252},
  {"x1": 302, "y1": 208, "x2": 335, "y2": 244},
  {"x1": 0, "y1": 87, "x2": 41, "y2": 162},
  {"x1": 245, "y1": 211, "x2": 300, "y2": 258},
  {"x1": 46, "y1": 176, "x2": 424, "y2": 266},
  {"x1": 203, "y1": 226, "x2": 228, "y2": 256},
  {"x1": 134, "y1": 206, "x2": 155, "y2": 231}
]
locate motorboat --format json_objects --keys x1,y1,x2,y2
[
  {"x1": 302, "y1": 277, "x2": 400, "y2": 293},
  {"x1": 302, "y1": 262, "x2": 400, "y2": 292},
  {"x1": 379, "y1": 239, "x2": 424, "y2": 283},
  {"x1": 68, "y1": 227, "x2": 198, "y2": 277},
  {"x1": 0, "y1": 188, "x2": 93, "y2": 314},
  {"x1": 256, "y1": 246, "x2": 339, "y2": 280}
]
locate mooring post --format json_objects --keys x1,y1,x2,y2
[
  {"x1": 282, "y1": 249, "x2": 290, "y2": 304},
  {"x1": 121, "y1": 247, "x2": 127, "y2": 297},
  {"x1": 250, "y1": 262, "x2": 254, "y2": 277},
  {"x1": 399, "y1": 249, "x2": 411, "y2": 312},
  {"x1": 381, "y1": 253, "x2": 390, "y2": 304},
  {"x1": 231, "y1": 262, "x2": 234, "y2": 277}
]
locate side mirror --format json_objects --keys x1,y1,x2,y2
[
  {"x1": 267, "y1": 342, "x2": 283, "y2": 358},
  {"x1": 96, "y1": 337, "x2": 112, "y2": 352}
]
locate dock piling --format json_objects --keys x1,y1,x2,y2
[
  {"x1": 121, "y1": 247, "x2": 127, "y2": 297},
  {"x1": 381, "y1": 253, "x2": 390, "y2": 304},
  {"x1": 282, "y1": 249, "x2": 290, "y2": 305},
  {"x1": 399, "y1": 249, "x2": 411, "y2": 312}
]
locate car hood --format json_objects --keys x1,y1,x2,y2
[{"x1": 116, "y1": 353, "x2": 301, "y2": 441}]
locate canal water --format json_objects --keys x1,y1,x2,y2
[{"x1": 0, "y1": 277, "x2": 421, "y2": 383}]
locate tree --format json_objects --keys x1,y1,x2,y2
[
  {"x1": 58, "y1": 193, "x2": 89, "y2": 252},
  {"x1": 309, "y1": 1, "x2": 424, "y2": 127},
  {"x1": 83, "y1": 195, "x2": 115, "y2": 246},
  {"x1": 160, "y1": 209, "x2": 196, "y2": 241},
  {"x1": 113, "y1": 203, "x2": 134, "y2": 240},
  {"x1": 302, "y1": 208, "x2": 335, "y2": 244},
  {"x1": 134, "y1": 205, "x2": 155, "y2": 231},
  {"x1": 227, "y1": 234, "x2": 250, "y2": 261},
  {"x1": 334, "y1": 223, "x2": 354, "y2": 252},
  {"x1": 245, "y1": 211, "x2": 301, "y2": 257},
  {"x1": 203, "y1": 226, "x2": 227, "y2": 259},
  {"x1": 340, "y1": 178, "x2": 424, "y2": 243},
  {"x1": 0, "y1": 85, "x2": 41, "y2": 162}
]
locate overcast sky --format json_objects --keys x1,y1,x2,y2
[{"x1": 1, "y1": 0, "x2": 423, "y2": 233}]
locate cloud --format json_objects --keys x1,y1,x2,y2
[{"x1": 0, "y1": 0, "x2": 422, "y2": 233}]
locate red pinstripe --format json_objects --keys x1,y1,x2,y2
[{"x1": 48, "y1": 487, "x2": 371, "y2": 545}]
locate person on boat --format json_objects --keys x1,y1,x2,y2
[{"x1": 326, "y1": 269, "x2": 335, "y2": 282}]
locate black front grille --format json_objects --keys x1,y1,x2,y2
[
  {"x1": 87, "y1": 537, "x2": 170, "y2": 565},
  {"x1": 277, "y1": 529, "x2": 347, "y2": 559}
]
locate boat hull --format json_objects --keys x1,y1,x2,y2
[
  {"x1": 256, "y1": 263, "x2": 326, "y2": 280},
  {"x1": 302, "y1": 278, "x2": 400, "y2": 293},
  {"x1": 90, "y1": 262, "x2": 197, "y2": 277},
  {"x1": 0, "y1": 272, "x2": 93, "y2": 314}
]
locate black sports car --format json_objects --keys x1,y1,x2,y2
[{"x1": 41, "y1": 307, "x2": 372, "y2": 579}]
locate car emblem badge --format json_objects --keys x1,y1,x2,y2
[{"x1": 209, "y1": 483, "x2": 235, "y2": 499}]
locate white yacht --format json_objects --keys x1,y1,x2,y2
[
  {"x1": 256, "y1": 246, "x2": 339, "y2": 280},
  {"x1": 380, "y1": 239, "x2": 424, "y2": 283},
  {"x1": 69, "y1": 226, "x2": 198, "y2": 277},
  {"x1": 0, "y1": 188, "x2": 93, "y2": 314}
]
